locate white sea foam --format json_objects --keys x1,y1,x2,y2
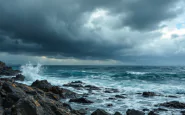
[
  {"x1": 20, "y1": 62, "x2": 44, "y2": 81},
  {"x1": 126, "y1": 71, "x2": 148, "y2": 75}
]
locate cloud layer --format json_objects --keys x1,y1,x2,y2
[{"x1": 0, "y1": 0, "x2": 185, "y2": 65}]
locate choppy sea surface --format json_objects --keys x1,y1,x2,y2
[{"x1": 6, "y1": 63, "x2": 185, "y2": 114}]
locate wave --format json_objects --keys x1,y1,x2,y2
[
  {"x1": 126, "y1": 71, "x2": 148, "y2": 75},
  {"x1": 20, "y1": 62, "x2": 44, "y2": 81}
]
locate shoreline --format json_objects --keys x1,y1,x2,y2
[{"x1": 1, "y1": 61, "x2": 185, "y2": 115}]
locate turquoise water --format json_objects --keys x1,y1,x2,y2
[{"x1": 10, "y1": 64, "x2": 185, "y2": 114}]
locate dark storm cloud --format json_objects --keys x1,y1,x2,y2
[{"x1": 0, "y1": 0, "x2": 182, "y2": 61}]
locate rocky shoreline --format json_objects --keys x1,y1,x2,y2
[{"x1": 1, "y1": 61, "x2": 185, "y2": 115}]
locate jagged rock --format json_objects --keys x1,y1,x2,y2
[
  {"x1": 45, "y1": 92, "x2": 60, "y2": 101},
  {"x1": 126, "y1": 109, "x2": 145, "y2": 115},
  {"x1": 114, "y1": 112, "x2": 122, "y2": 115},
  {"x1": 107, "y1": 104, "x2": 113, "y2": 107},
  {"x1": 181, "y1": 111, "x2": 185, "y2": 115},
  {"x1": 72, "y1": 109, "x2": 87, "y2": 115},
  {"x1": 159, "y1": 101, "x2": 185, "y2": 109},
  {"x1": 12, "y1": 74, "x2": 25, "y2": 81},
  {"x1": 115, "y1": 95, "x2": 126, "y2": 99},
  {"x1": 148, "y1": 111, "x2": 159, "y2": 115},
  {"x1": 32, "y1": 80, "x2": 78, "y2": 99},
  {"x1": 69, "y1": 98, "x2": 93, "y2": 104},
  {"x1": 84, "y1": 85, "x2": 101, "y2": 90},
  {"x1": 91, "y1": 109, "x2": 111, "y2": 115},
  {"x1": 104, "y1": 88, "x2": 119, "y2": 93},
  {"x1": 142, "y1": 92, "x2": 156, "y2": 97},
  {"x1": 31, "y1": 80, "x2": 52, "y2": 92},
  {"x1": 0, "y1": 61, "x2": 20, "y2": 76},
  {"x1": 153, "y1": 108, "x2": 168, "y2": 112}
]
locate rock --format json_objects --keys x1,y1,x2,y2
[
  {"x1": 107, "y1": 104, "x2": 113, "y2": 107},
  {"x1": 159, "y1": 101, "x2": 185, "y2": 109},
  {"x1": 166, "y1": 95, "x2": 178, "y2": 98},
  {"x1": 84, "y1": 85, "x2": 101, "y2": 90},
  {"x1": 148, "y1": 111, "x2": 159, "y2": 115},
  {"x1": 31, "y1": 80, "x2": 52, "y2": 92},
  {"x1": 181, "y1": 111, "x2": 185, "y2": 115},
  {"x1": 72, "y1": 109, "x2": 87, "y2": 115},
  {"x1": 91, "y1": 109, "x2": 111, "y2": 115},
  {"x1": 45, "y1": 92, "x2": 60, "y2": 101},
  {"x1": 126, "y1": 109, "x2": 145, "y2": 115},
  {"x1": 143, "y1": 109, "x2": 149, "y2": 111},
  {"x1": 48, "y1": 85, "x2": 78, "y2": 99},
  {"x1": 114, "y1": 112, "x2": 122, "y2": 115},
  {"x1": 115, "y1": 95, "x2": 126, "y2": 99},
  {"x1": 142, "y1": 92, "x2": 156, "y2": 97},
  {"x1": 153, "y1": 108, "x2": 168, "y2": 112},
  {"x1": 69, "y1": 98, "x2": 93, "y2": 104},
  {"x1": 107, "y1": 97, "x2": 116, "y2": 100},
  {"x1": 12, "y1": 74, "x2": 25, "y2": 81},
  {"x1": 63, "y1": 103, "x2": 72, "y2": 111},
  {"x1": 63, "y1": 82, "x2": 83, "y2": 88},
  {"x1": 104, "y1": 88, "x2": 119, "y2": 93},
  {"x1": 0, "y1": 61, "x2": 20, "y2": 76}
]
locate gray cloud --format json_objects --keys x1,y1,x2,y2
[{"x1": 0, "y1": 0, "x2": 184, "y2": 64}]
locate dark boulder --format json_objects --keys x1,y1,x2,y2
[
  {"x1": 114, "y1": 112, "x2": 122, "y2": 115},
  {"x1": 104, "y1": 88, "x2": 119, "y2": 93},
  {"x1": 148, "y1": 111, "x2": 159, "y2": 115},
  {"x1": 159, "y1": 101, "x2": 185, "y2": 109},
  {"x1": 142, "y1": 92, "x2": 156, "y2": 97},
  {"x1": 31, "y1": 80, "x2": 52, "y2": 92},
  {"x1": 126, "y1": 109, "x2": 145, "y2": 115},
  {"x1": 72, "y1": 109, "x2": 87, "y2": 115},
  {"x1": 12, "y1": 74, "x2": 25, "y2": 81},
  {"x1": 181, "y1": 111, "x2": 185, "y2": 115},
  {"x1": 84, "y1": 85, "x2": 101, "y2": 90},
  {"x1": 115, "y1": 95, "x2": 126, "y2": 99},
  {"x1": 0, "y1": 61, "x2": 20, "y2": 76},
  {"x1": 91, "y1": 109, "x2": 111, "y2": 115},
  {"x1": 107, "y1": 104, "x2": 113, "y2": 107},
  {"x1": 69, "y1": 98, "x2": 93, "y2": 104}
]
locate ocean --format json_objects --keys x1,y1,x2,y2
[{"x1": 8, "y1": 63, "x2": 185, "y2": 114}]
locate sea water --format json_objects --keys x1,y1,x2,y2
[{"x1": 9, "y1": 63, "x2": 185, "y2": 115}]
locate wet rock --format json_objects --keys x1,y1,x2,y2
[
  {"x1": 63, "y1": 82, "x2": 83, "y2": 88},
  {"x1": 114, "y1": 112, "x2": 122, "y2": 115},
  {"x1": 69, "y1": 98, "x2": 93, "y2": 104},
  {"x1": 63, "y1": 103, "x2": 72, "y2": 110},
  {"x1": 107, "y1": 97, "x2": 116, "y2": 100},
  {"x1": 91, "y1": 109, "x2": 111, "y2": 115},
  {"x1": 104, "y1": 88, "x2": 119, "y2": 93},
  {"x1": 115, "y1": 95, "x2": 126, "y2": 99},
  {"x1": 181, "y1": 111, "x2": 185, "y2": 115},
  {"x1": 31, "y1": 80, "x2": 52, "y2": 92},
  {"x1": 153, "y1": 108, "x2": 168, "y2": 112},
  {"x1": 107, "y1": 103, "x2": 113, "y2": 107},
  {"x1": 166, "y1": 95, "x2": 178, "y2": 98},
  {"x1": 72, "y1": 109, "x2": 87, "y2": 115},
  {"x1": 142, "y1": 92, "x2": 156, "y2": 97},
  {"x1": 50, "y1": 86, "x2": 78, "y2": 99},
  {"x1": 126, "y1": 109, "x2": 145, "y2": 115},
  {"x1": 148, "y1": 111, "x2": 159, "y2": 115},
  {"x1": 159, "y1": 101, "x2": 185, "y2": 109},
  {"x1": 84, "y1": 85, "x2": 101, "y2": 90},
  {"x1": 143, "y1": 109, "x2": 149, "y2": 111},
  {"x1": 12, "y1": 74, "x2": 25, "y2": 81},
  {"x1": 45, "y1": 92, "x2": 60, "y2": 101},
  {"x1": 0, "y1": 61, "x2": 20, "y2": 76}
]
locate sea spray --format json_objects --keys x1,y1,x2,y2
[{"x1": 20, "y1": 62, "x2": 43, "y2": 81}]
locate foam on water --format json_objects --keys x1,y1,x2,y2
[{"x1": 20, "y1": 62, "x2": 44, "y2": 81}]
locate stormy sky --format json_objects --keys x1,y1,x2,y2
[{"x1": 0, "y1": 0, "x2": 185, "y2": 65}]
